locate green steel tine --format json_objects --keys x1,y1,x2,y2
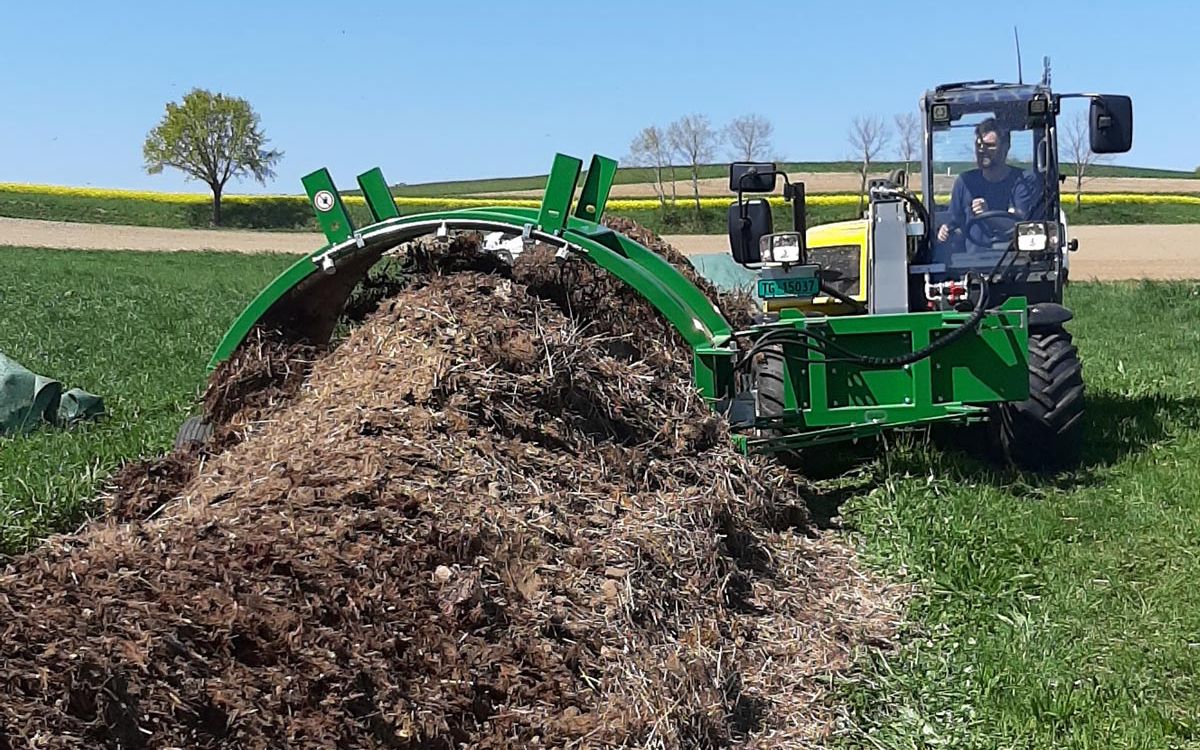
[
  {"x1": 356, "y1": 167, "x2": 400, "y2": 222},
  {"x1": 537, "y1": 153, "x2": 583, "y2": 234},
  {"x1": 302, "y1": 168, "x2": 355, "y2": 245},
  {"x1": 574, "y1": 154, "x2": 619, "y2": 222}
]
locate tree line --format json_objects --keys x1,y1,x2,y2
[
  {"x1": 627, "y1": 112, "x2": 926, "y2": 213},
  {"x1": 631, "y1": 109, "x2": 1113, "y2": 214},
  {"x1": 626, "y1": 114, "x2": 778, "y2": 210},
  {"x1": 137, "y1": 89, "x2": 1124, "y2": 228}
]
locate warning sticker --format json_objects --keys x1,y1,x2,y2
[{"x1": 313, "y1": 190, "x2": 336, "y2": 212}]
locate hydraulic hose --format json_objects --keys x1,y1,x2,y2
[
  {"x1": 804, "y1": 276, "x2": 990, "y2": 367},
  {"x1": 818, "y1": 281, "x2": 868, "y2": 313},
  {"x1": 736, "y1": 274, "x2": 993, "y2": 370}
]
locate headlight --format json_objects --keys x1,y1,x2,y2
[
  {"x1": 1016, "y1": 223, "x2": 1047, "y2": 252},
  {"x1": 1016, "y1": 222, "x2": 1059, "y2": 253},
  {"x1": 759, "y1": 232, "x2": 803, "y2": 263}
]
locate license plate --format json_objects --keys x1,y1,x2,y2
[{"x1": 757, "y1": 275, "x2": 820, "y2": 300}]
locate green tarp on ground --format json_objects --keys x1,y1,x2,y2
[
  {"x1": 0, "y1": 353, "x2": 104, "y2": 435},
  {"x1": 686, "y1": 252, "x2": 761, "y2": 296}
]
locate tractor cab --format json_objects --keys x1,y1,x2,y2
[
  {"x1": 917, "y1": 82, "x2": 1065, "y2": 306},
  {"x1": 918, "y1": 80, "x2": 1132, "y2": 305},
  {"x1": 924, "y1": 84, "x2": 1057, "y2": 262},
  {"x1": 727, "y1": 77, "x2": 1133, "y2": 317}
]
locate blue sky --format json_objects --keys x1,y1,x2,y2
[{"x1": 0, "y1": 0, "x2": 1193, "y2": 193}]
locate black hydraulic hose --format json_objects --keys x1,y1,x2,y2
[
  {"x1": 732, "y1": 328, "x2": 829, "y2": 372},
  {"x1": 869, "y1": 185, "x2": 930, "y2": 248},
  {"x1": 807, "y1": 274, "x2": 992, "y2": 368},
  {"x1": 735, "y1": 275, "x2": 994, "y2": 371},
  {"x1": 818, "y1": 281, "x2": 868, "y2": 313}
]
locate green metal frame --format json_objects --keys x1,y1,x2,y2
[
  {"x1": 575, "y1": 155, "x2": 619, "y2": 222},
  {"x1": 211, "y1": 155, "x2": 735, "y2": 396},
  {"x1": 745, "y1": 298, "x2": 1028, "y2": 451},
  {"x1": 210, "y1": 151, "x2": 1033, "y2": 454}
]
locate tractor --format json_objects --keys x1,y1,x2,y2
[
  {"x1": 182, "y1": 78, "x2": 1131, "y2": 473},
  {"x1": 724, "y1": 76, "x2": 1132, "y2": 469}
]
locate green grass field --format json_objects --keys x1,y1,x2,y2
[
  {"x1": 0, "y1": 247, "x2": 297, "y2": 552},
  {"x1": 833, "y1": 280, "x2": 1200, "y2": 749},
  {"x1": 2, "y1": 248, "x2": 1199, "y2": 747},
  {"x1": 0, "y1": 190, "x2": 381, "y2": 231}
]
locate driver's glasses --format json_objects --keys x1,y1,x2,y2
[{"x1": 975, "y1": 139, "x2": 1001, "y2": 153}]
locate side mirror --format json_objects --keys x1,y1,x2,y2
[
  {"x1": 729, "y1": 162, "x2": 778, "y2": 193},
  {"x1": 1089, "y1": 95, "x2": 1133, "y2": 154},
  {"x1": 727, "y1": 200, "x2": 773, "y2": 265}
]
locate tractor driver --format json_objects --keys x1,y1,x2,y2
[{"x1": 936, "y1": 118, "x2": 1044, "y2": 251}]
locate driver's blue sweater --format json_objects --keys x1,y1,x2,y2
[
  {"x1": 946, "y1": 167, "x2": 1043, "y2": 231},
  {"x1": 936, "y1": 168, "x2": 1046, "y2": 260}
]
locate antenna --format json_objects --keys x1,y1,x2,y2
[
  {"x1": 1013, "y1": 26, "x2": 1024, "y2": 84},
  {"x1": 1042, "y1": 56, "x2": 1052, "y2": 87}
]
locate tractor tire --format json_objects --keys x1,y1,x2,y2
[
  {"x1": 754, "y1": 345, "x2": 810, "y2": 470},
  {"x1": 995, "y1": 325, "x2": 1084, "y2": 471},
  {"x1": 174, "y1": 416, "x2": 214, "y2": 451},
  {"x1": 754, "y1": 345, "x2": 788, "y2": 431},
  {"x1": 754, "y1": 344, "x2": 870, "y2": 477}
]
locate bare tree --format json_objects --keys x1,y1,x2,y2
[
  {"x1": 626, "y1": 134, "x2": 656, "y2": 199},
  {"x1": 1062, "y1": 112, "x2": 1113, "y2": 209},
  {"x1": 894, "y1": 112, "x2": 921, "y2": 174},
  {"x1": 628, "y1": 126, "x2": 669, "y2": 207},
  {"x1": 668, "y1": 114, "x2": 721, "y2": 211},
  {"x1": 724, "y1": 114, "x2": 774, "y2": 162},
  {"x1": 848, "y1": 116, "x2": 890, "y2": 213}
]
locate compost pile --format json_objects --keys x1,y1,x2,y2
[{"x1": 0, "y1": 228, "x2": 896, "y2": 749}]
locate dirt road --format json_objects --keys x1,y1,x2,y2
[
  {"x1": 0, "y1": 217, "x2": 319, "y2": 254},
  {"x1": 2, "y1": 217, "x2": 1198, "y2": 281}
]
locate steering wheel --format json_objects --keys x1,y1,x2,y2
[{"x1": 965, "y1": 210, "x2": 1019, "y2": 247}]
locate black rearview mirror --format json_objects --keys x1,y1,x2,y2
[
  {"x1": 727, "y1": 200, "x2": 773, "y2": 265},
  {"x1": 1089, "y1": 95, "x2": 1133, "y2": 154},
  {"x1": 729, "y1": 162, "x2": 777, "y2": 193}
]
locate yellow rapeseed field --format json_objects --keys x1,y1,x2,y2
[{"x1": 1, "y1": 182, "x2": 1198, "y2": 209}]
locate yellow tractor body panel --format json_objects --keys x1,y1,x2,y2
[{"x1": 764, "y1": 219, "x2": 870, "y2": 315}]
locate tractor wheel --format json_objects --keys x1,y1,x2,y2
[
  {"x1": 174, "y1": 415, "x2": 214, "y2": 451},
  {"x1": 995, "y1": 325, "x2": 1084, "y2": 471},
  {"x1": 754, "y1": 345, "x2": 810, "y2": 469},
  {"x1": 754, "y1": 344, "x2": 870, "y2": 477},
  {"x1": 754, "y1": 345, "x2": 788, "y2": 430}
]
